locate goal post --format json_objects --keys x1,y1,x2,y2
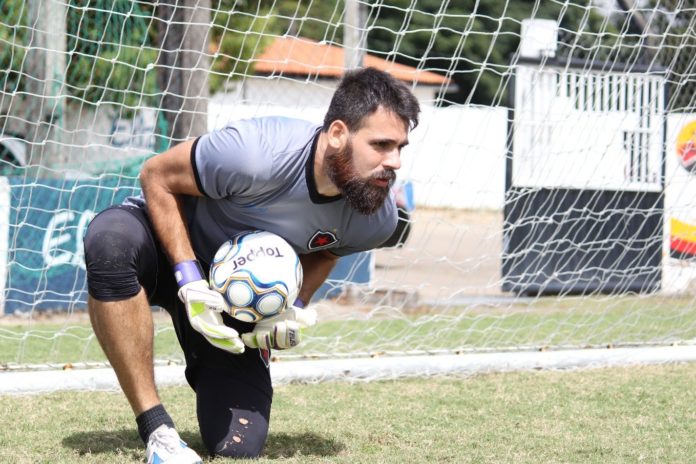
[{"x1": 3, "y1": 1, "x2": 696, "y2": 388}]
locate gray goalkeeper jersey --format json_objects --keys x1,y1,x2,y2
[{"x1": 127, "y1": 116, "x2": 397, "y2": 265}]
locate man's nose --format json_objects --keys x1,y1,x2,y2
[{"x1": 383, "y1": 148, "x2": 401, "y2": 170}]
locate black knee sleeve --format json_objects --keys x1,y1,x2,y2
[
  {"x1": 195, "y1": 368, "x2": 272, "y2": 458},
  {"x1": 84, "y1": 206, "x2": 158, "y2": 301}
]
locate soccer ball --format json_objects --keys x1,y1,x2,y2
[{"x1": 209, "y1": 230, "x2": 303, "y2": 323}]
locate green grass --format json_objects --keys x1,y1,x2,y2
[
  {"x1": 1, "y1": 363, "x2": 696, "y2": 463},
  {"x1": 0, "y1": 322, "x2": 182, "y2": 366},
  {"x1": 3, "y1": 295, "x2": 696, "y2": 365}
]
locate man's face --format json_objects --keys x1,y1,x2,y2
[{"x1": 326, "y1": 107, "x2": 409, "y2": 215}]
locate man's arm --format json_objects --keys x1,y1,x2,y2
[
  {"x1": 140, "y1": 139, "x2": 201, "y2": 264},
  {"x1": 140, "y1": 139, "x2": 245, "y2": 353},
  {"x1": 297, "y1": 250, "x2": 339, "y2": 304}
]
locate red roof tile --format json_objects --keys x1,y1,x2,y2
[{"x1": 253, "y1": 36, "x2": 451, "y2": 86}]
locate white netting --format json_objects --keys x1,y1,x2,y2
[{"x1": 2, "y1": 0, "x2": 696, "y2": 376}]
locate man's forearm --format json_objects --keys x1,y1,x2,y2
[
  {"x1": 141, "y1": 179, "x2": 195, "y2": 265},
  {"x1": 139, "y1": 140, "x2": 200, "y2": 266}
]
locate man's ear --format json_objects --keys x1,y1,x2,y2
[{"x1": 326, "y1": 120, "x2": 349, "y2": 151}]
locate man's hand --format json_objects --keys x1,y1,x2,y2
[
  {"x1": 241, "y1": 304, "x2": 317, "y2": 350},
  {"x1": 175, "y1": 261, "x2": 245, "y2": 354}
]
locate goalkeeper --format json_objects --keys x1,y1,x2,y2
[{"x1": 83, "y1": 67, "x2": 419, "y2": 463}]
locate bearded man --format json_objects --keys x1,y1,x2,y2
[{"x1": 83, "y1": 67, "x2": 420, "y2": 463}]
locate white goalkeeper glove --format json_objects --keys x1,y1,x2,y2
[
  {"x1": 175, "y1": 260, "x2": 245, "y2": 354},
  {"x1": 241, "y1": 300, "x2": 317, "y2": 350}
]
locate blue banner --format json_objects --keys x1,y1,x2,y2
[
  {"x1": 314, "y1": 252, "x2": 373, "y2": 301},
  {"x1": 2, "y1": 175, "x2": 372, "y2": 313},
  {"x1": 4, "y1": 176, "x2": 139, "y2": 314}
]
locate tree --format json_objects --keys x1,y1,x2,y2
[
  {"x1": 66, "y1": 0, "x2": 159, "y2": 112},
  {"x1": 0, "y1": 0, "x2": 626, "y2": 109},
  {"x1": 0, "y1": 0, "x2": 28, "y2": 95},
  {"x1": 208, "y1": 0, "x2": 348, "y2": 93},
  {"x1": 0, "y1": 0, "x2": 159, "y2": 111},
  {"x1": 209, "y1": 1, "x2": 277, "y2": 93},
  {"x1": 367, "y1": 0, "x2": 616, "y2": 106},
  {"x1": 647, "y1": 1, "x2": 695, "y2": 111}
]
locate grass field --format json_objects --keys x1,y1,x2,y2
[
  {"x1": 2, "y1": 296, "x2": 696, "y2": 462},
  {"x1": 1, "y1": 363, "x2": 696, "y2": 463}
]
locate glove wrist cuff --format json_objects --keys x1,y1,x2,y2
[
  {"x1": 294, "y1": 297, "x2": 306, "y2": 309},
  {"x1": 174, "y1": 260, "x2": 204, "y2": 288}
]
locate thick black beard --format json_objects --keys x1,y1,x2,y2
[
  {"x1": 325, "y1": 142, "x2": 396, "y2": 215},
  {"x1": 340, "y1": 172, "x2": 395, "y2": 214}
]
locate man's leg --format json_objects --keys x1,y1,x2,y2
[
  {"x1": 88, "y1": 290, "x2": 159, "y2": 415},
  {"x1": 195, "y1": 366, "x2": 272, "y2": 458},
  {"x1": 84, "y1": 205, "x2": 201, "y2": 463}
]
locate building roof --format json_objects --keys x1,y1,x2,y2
[{"x1": 253, "y1": 36, "x2": 451, "y2": 86}]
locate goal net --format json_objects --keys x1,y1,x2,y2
[{"x1": 2, "y1": 0, "x2": 696, "y2": 381}]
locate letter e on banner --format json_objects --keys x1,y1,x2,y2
[
  {"x1": 42, "y1": 210, "x2": 95, "y2": 269},
  {"x1": 43, "y1": 211, "x2": 74, "y2": 267}
]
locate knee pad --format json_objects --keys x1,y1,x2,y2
[{"x1": 84, "y1": 206, "x2": 156, "y2": 301}]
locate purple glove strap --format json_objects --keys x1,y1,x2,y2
[
  {"x1": 173, "y1": 260, "x2": 204, "y2": 288},
  {"x1": 294, "y1": 298, "x2": 306, "y2": 309}
]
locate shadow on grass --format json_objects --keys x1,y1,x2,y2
[
  {"x1": 263, "y1": 432, "x2": 345, "y2": 458},
  {"x1": 63, "y1": 429, "x2": 342, "y2": 459},
  {"x1": 61, "y1": 429, "x2": 205, "y2": 457}
]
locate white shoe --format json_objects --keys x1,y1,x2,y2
[{"x1": 146, "y1": 424, "x2": 203, "y2": 464}]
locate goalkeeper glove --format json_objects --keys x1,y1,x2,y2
[
  {"x1": 241, "y1": 299, "x2": 317, "y2": 350},
  {"x1": 175, "y1": 260, "x2": 245, "y2": 354}
]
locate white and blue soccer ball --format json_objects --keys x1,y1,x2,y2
[{"x1": 209, "y1": 230, "x2": 303, "y2": 323}]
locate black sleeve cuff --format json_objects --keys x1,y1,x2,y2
[{"x1": 190, "y1": 136, "x2": 209, "y2": 197}]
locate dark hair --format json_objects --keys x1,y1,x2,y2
[{"x1": 323, "y1": 67, "x2": 420, "y2": 132}]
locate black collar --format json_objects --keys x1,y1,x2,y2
[{"x1": 305, "y1": 129, "x2": 342, "y2": 204}]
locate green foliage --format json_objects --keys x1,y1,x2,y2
[
  {"x1": 65, "y1": 0, "x2": 158, "y2": 111},
  {"x1": 0, "y1": 0, "x2": 159, "y2": 110},
  {"x1": 599, "y1": 1, "x2": 695, "y2": 110},
  {"x1": 0, "y1": 1, "x2": 663, "y2": 111},
  {"x1": 208, "y1": 1, "x2": 278, "y2": 93},
  {"x1": 649, "y1": 1, "x2": 695, "y2": 110},
  {"x1": 66, "y1": 45, "x2": 159, "y2": 109},
  {"x1": 272, "y1": 0, "x2": 345, "y2": 42},
  {"x1": 0, "y1": 0, "x2": 28, "y2": 94},
  {"x1": 208, "y1": 0, "x2": 620, "y2": 105},
  {"x1": 208, "y1": 1, "x2": 346, "y2": 93},
  {"x1": 368, "y1": 0, "x2": 617, "y2": 105}
]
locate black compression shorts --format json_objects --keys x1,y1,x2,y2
[{"x1": 83, "y1": 205, "x2": 273, "y2": 457}]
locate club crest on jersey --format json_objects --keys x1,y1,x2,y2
[{"x1": 308, "y1": 230, "x2": 338, "y2": 250}]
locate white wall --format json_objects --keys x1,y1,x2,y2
[
  {"x1": 221, "y1": 75, "x2": 440, "y2": 109},
  {"x1": 403, "y1": 106, "x2": 507, "y2": 210}
]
